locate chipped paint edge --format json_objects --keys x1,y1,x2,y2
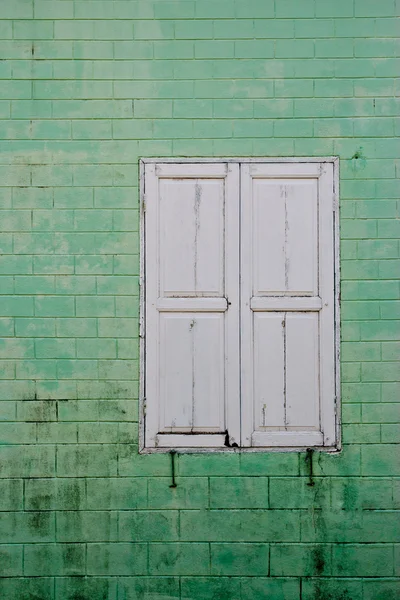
[
  {"x1": 139, "y1": 159, "x2": 146, "y2": 453},
  {"x1": 141, "y1": 157, "x2": 339, "y2": 164},
  {"x1": 333, "y1": 156, "x2": 341, "y2": 452}
]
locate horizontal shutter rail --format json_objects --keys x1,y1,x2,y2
[
  {"x1": 157, "y1": 297, "x2": 228, "y2": 312},
  {"x1": 155, "y1": 163, "x2": 228, "y2": 178},
  {"x1": 248, "y1": 163, "x2": 321, "y2": 177},
  {"x1": 252, "y1": 431, "x2": 324, "y2": 447},
  {"x1": 155, "y1": 434, "x2": 226, "y2": 448},
  {"x1": 250, "y1": 296, "x2": 322, "y2": 312}
]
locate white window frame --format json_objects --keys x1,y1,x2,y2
[{"x1": 139, "y1": 158, "x2": 340, "y2": 454}]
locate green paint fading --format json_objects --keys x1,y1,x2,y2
[{"x1": 0, "y1": 0, "x2": 399, "y2": 598}]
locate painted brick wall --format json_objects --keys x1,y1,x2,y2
[{"x1": 0, "y1": 1, "x2": 399, "y2": 599}]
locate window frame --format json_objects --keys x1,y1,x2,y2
[{"x1": 139, "y1": 157, "x2": 340, "y2": 454}]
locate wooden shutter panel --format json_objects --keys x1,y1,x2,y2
[
  {"x1": 144, "y1": 162, "x2": 240, "y2": 449},
  {"x1": 241, "y1": 162, "x2": 337, "y2": 448}
]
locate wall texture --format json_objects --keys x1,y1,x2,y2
[{"x1": 0, "y1": 1, "x2": 399, "y2": 599}]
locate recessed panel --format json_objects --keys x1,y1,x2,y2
[
  {"x1": 159, "y1": 179, "x2": 224, "y2": 297},
  {"x1": 159, "y1": 313, "x2": 225, "y2": 433},
  {"x1": 253, "y1": 313, "x2": 285, "y2": 430},
  {"x1": 253, "y1": 312, "x2": 320, "y2": 431},
  {"x1": 253, "y1": 179, "x2": 318, "y2": 296},
  {"x1": 285, "y1": 313, "x2": 320, "y2": 429}
]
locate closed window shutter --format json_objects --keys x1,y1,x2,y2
[
  {"x1": 241, "y1": 162, "x2": 337, "y2": 448},
  {"x1": 144, "y1": 163, "x2": 240, "y2": 449}
]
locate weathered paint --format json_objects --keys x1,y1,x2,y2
[
  {"x1": 0, "y1": 1, "x2": 399, "y2": 598},
  {"x1": 142, "y1": 159, "x2": 339, "y2": 451}
]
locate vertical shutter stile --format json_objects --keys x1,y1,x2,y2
[
  {"x1": 241, "y1": 162, "x2": 337, "y2": 448},
  {"x1": 144, "y1": 162, "x2": 240, "y2": 449}
]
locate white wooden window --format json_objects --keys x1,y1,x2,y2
[{"x1": 140, "y1": 159, "x2": 340, "y2": 452}]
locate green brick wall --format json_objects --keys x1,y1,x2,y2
[{"x1": 0, "y1": 1, "x2": 399, "y2": 599}]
